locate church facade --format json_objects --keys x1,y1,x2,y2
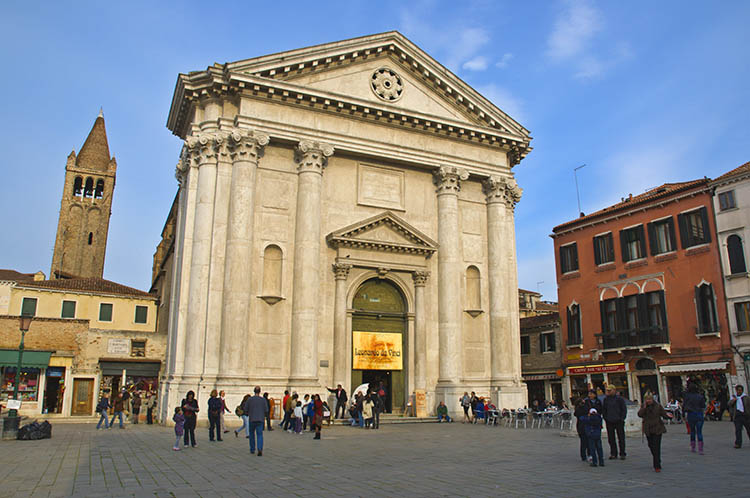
[{"x1": 159, "y1": 32, "x2": 532, "y2": 419}]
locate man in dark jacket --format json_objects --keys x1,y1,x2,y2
[
  {"x1": 327, "y1": 384, "x2": 349, "y2": 419},
  {"x1": 602, "y1": 386, "x2": 627, "y2": 459},
  {"x1": 584, "y1": 389, "x2": 603, "y2": 414},
  {"x1": 243, "y1": 386, "x2": 269, "y2": 456}
]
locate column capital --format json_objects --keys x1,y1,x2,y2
[
  {"x1": 332, "y1": 263, "x2": 352, "y2": 280},
  {"x1": 433, "y1": 166, "x2": 469, "y2": 195},
  {"x1": 295, "y1": 140, "x2": 334, "y2": 174},
  {"x1": 228, "y1": 128, "x2": 270, "y2": 160},
  {"x1": 482, "y1": 175, "x2": 523, "y2": 209},
  {"x1": 184, "y1": 132, "x2": 218, "y2": 166},
  {"x1": 412, "y1": 270, "x2": 430, "y2": 287},
  {"x1": 175, "y1": 159, "x2": 187, "y2": 186}
]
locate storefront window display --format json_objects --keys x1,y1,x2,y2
[
  {"x1": 1, "y1": 367, "x2": 40, "y2": 402},
  {"x1": 571, "y1": 376, "x2": 589, "y2": 401},
  {"x1": 685, "y1": 370, "x2": 728, "y2": 400},
  {"x1": 607, "y1": 373, "x2": 629, "y2": 397}
]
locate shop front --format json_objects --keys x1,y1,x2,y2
[
  {"x1": 659, "y1": 361, "x2": 730, "y2": 405},
  {"x1": 0, "y1": 349, "x2": 52, "y2": 416},
  {"x1": 523, "y1": 372, "x2": 564, "y2": 408},
  {"x1": 566, "y1": 363, "x2": 630, "y2": 401},
  {"x1": 98, "y1": 360, "x2": 161, "y2": 399}
]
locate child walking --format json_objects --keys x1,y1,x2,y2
[
  {"x1": 173, "y1": 407, "x2": 185, "y2": 451},
  {"x1": 294, "y1": 401, "x2": 303, "y2": 434},
  {"x1": 584, "y1": 408, "x2": 604, "y2": 467}
]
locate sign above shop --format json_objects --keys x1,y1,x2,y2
[
  {"x1": 352, "y1": 331, "x2": 402, "y2": 370},
  {"x1": 523, "y1": 373, "x2": 560, "y2": 381},
  {"x1": 107, "y1": 339, "x2": 130, "y2": 355},
  {"x1": 568, "y1": 363, "x2": 625, "y2": 375}
]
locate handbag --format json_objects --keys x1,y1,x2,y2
[{"x1": 235, "y1": 405, "x2": 244, "y2": 417}]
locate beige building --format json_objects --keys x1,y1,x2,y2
[{"x1": 159, "y1": 32, "x2": 532, "y2": 420}]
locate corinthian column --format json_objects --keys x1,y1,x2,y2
[
  {"x1": 483, "y1": 175, "x2": 523, "y2": 388},
  {"x1": 289, "y1": 140, "x2": 334, "y2": 387},
  {"x1": 412, "y1": 270, "x2": 430, "y2": 390},
  {"x1": 332, "y1": 263, "x2": 352, "y2": 387},
  {"x1": 433, "y1": 166, "x2": 468, "y2": 387},
  {"x1": 219, "y1": 129, "x2": 269, "y2": 380},
  {"x1": 182, "y1": 133, "x2": 218, "y2": 380}
]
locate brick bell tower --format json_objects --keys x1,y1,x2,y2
[{"x1": 51, "y1": 110, "x2": 117, "y2": 279}]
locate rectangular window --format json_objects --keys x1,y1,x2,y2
[
  {"x1": 736, "y1": 302, "x2": 750, "y2": 332},
  {"x1": 559, "y1": 243, "x2": 579, "y2": 273},
  {"x1": 593, "y1": 233, "x2": 614, "y2": 265},
  {"x1": 601, "y1": 299, "x2": 618, "y2": 332},
  {"x1": 130, "y1": 340, "x2": 146, "y2": 357},
  {"x1": 695, "y1": 283, "x2": 718, "y2": 334},
  {"x1": 619, "y1": 225, "x2": 646, "y2": 262},
  {"x1": 719, "y1": 190, "x2": 736, "y2": 211},
  {"x1": 647, "y1": 217, "x2": 676, "y2": 255},
  {"x1": 61, "y1": 300, "x2": 76, "y2": 319},
  {"x1": 99, "y1": 303, "x2": 113, "y2": 322},
  {"x1": 540, "y1": 332, "x2": 556, "y2": 353},
  {"x1": 625, "y1": 295, "x2": 639, "y2": 330},
  {"x1": 679, "y1": 207, "x2": 711, "y2": 248},
  {"x1": 647, "y1": 291, "x2": 666, "y2": 328},
  {"x1": 567, "y1": 304, "x2": 582, "y2": 345},
  {"x1": 134, "y1": 305, "x2": 148, "y2": 324},
  {"x1": 21, "y1": 297, "x2": 37, "y2": 317},
  {"x1": 520, "y1": 335, "x2": 531, "y2": 355}
]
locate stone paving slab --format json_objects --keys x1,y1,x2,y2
[{"x1": 0, "y1": 420, "x2": 747, "y2": 497}]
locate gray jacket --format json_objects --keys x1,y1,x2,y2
[{"x1": 242, "y1": 395, "x2": 269, "y2": 422}]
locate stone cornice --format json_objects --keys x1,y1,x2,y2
[{"x1": 327, "y1": 211, "x2": 438, "y2": 257}]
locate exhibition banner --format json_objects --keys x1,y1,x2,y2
[{"x1": 352, "y1": 331, "x2": 403, "y2": 370}]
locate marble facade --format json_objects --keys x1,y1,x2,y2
[{"x1": 159, "y1": 32, "x2": 532, "y2": 420}]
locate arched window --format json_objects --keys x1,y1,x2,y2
[
  {"x1": 635, "y1": 358, "x2": 656, "y2": 370},
  {"x1": 466, "y1": 266, "x2": 481, "y2": 310},
  {"x1": 728, "y1": 234, "x2": 747, "y2": 274},
  {"x1": 567, "y1": 303, "x2": 582, "y2": 345},
  {"x1": 94, "y1": 179, "x2": 104, "y2": 199},
  {"x1": 262, "y1": 245, "x2": 283, "y2": 297},
  {"x1": 73, "y1": 176, "x2": 83, "y2": 196},
  {"x1": 88, "y1": 232, "x2": 93, "y2": 245},
  {"x1": 695, "y1": 282, "x2": 718, "y2": 334},
  {"x1": 83, "y1": 177, "x2": 94, "y2": 197}
]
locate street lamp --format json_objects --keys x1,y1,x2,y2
[{"x1": 7, "y1": 315, "x2": 33, "y2": 419}]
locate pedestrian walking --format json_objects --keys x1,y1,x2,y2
[
  {"x1": 284, "y1": 393, "x2": 297, "y2": 432},
  {"x1": 313, "y1": 393, "x2": 324, "y2": 439},
  {"x1": 682, "y1": 382, "x2": 706, "y2": 454},
  {"x1": 602, "y1": 385, "x2": 627, "y2": 460},
  {"x1": 145, "y1": 391, "x2": 156, "y2": 424},
  {"x1": 294, "y1": 401, "x2": 303, "y2": 434},
  {"x1": 131, "y1": 391, "x2": 142, "y2": 424},
  {"x1": 638, "y1": 393, "x2": 672, "y2": 472},
  {"x1": 574, "y1": 397, "x2": 590, "y2": 462},
  {"x1": 235, "y1": 394, "x2": 250, "y2": 438},
  {"x1": 301, "y1": 394, "x2": 311, "y2": 431},
  {"x1": 326, "y1": 384, "x2": 349, "y2": 419},
  {"x1": 173, "y1": 407, "x2": 184, "y2": 451},
  {"x1": 729, "y1": 384, "x2": 750, "y2": 448},
  {"x1": 263, "y1": 392, "x2": 274, "y2": 431},
  {"x1": 460, "y1": 392, "x2": 471, "y2": 423},
  {"x1": 208, "y1": 389, "x2": 223, "y2": 442},
  {"x1": 582, "y1": 408, "x2": 604, "y2": 467},
  {"x1": 181, "y1": 390, "x2": 199, "y2": 447},
  {"x1": 96, "y1": 391, "x2": 110, "y2": 429},
  {"x1": 220, "y1": 390, "x2": 230, "y2": 434},
  {"x1": 109, "y1": 390, "x2": 126, "y2": 429},
  {"x1": 242, "y1": 386, "x2": 269, "y2": 456},
  {"x1": 280, "y1": 390, "x2": 290, "y2": 429}
]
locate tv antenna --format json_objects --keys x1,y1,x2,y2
[{"x1": 574, "y1": 164, "x2": 586, "y2": 216}]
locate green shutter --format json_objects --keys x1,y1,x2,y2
[
  {"x1": 667, "y1": 217, "x2": 677, "y2": 251},
  {"x1": 647, "y1": 223, "x2": 657, "y2": 255},
  {"x1": 99, "y1": 303, "x2": 113, "y2": 322},
  {"x1": 61, "y1": 300, "x2": 76, "y2": 318},
  {"x1": 699, "y1": 207, "x2": 711, "y2": 243},
  {"x1": 593, "y1": 237, "x2": 601, "y2": 265},
  {"x1": 619, "y1": 230, "x2": 629, "y2": 262},
  {"x1": 135, "y1": 306, "x2": 148, "y2": 324},
  {"x1": 637, "y1": 225, "x2": 647, "y2": 258},
  {"x1": 21, "y1": 298, "x2": 37, "y2": 317},
  {"x1": 678, "y1": 213, "x2": 689, "y2": 248}
]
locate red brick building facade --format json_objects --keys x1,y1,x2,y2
[{"x1": 552, "y1": 180, "x2": 734, "y2": 404}]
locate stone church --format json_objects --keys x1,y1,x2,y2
[{"x1": 159, "y1": 31, "x2": 532, "y2": 418}]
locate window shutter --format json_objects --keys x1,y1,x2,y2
[
  {"x1": 667, "y1": 217, "x2": 677, "y2": 251},
  {"x1": 619, "y1": 230, "x2": 629, "y2": 262},
  {"x1": 593, "y1": 237, "x2": 601, "y2": 265},
  {"x1": 699, "y1": 207, "x2": 711, "y2": 243},
  {"x1": 678, "y1": 213, "x2": 689, "y2": 249},
  {"x1": 549, "y1": 333, "x2": 556, "y2": 352},
  {"x1": 600, "y1": 301, "x2": 608, "y2": 333},
  {"x1": 647, "y1": 223, "x2": 657, "y2": 256},
  {"x1": 695, "y1": 285, "x2": 705, "y2": 333},
  {"x1": 607, "y1": 234, "x2": 615, "y2": 262},
  {"x1": 572, "y1": 244, "x2": 579, "y2": 271},
  {"x1": 559, "y1": 245, "x2": 566, "y2": 272},
  {"x1": 637, "y1": 293, "x2": 649, "y2": 330},
  {"x1": 637, "y1": 225, "x2": 647, "y2": 257},
  {"x1": 540, "y1": 333, "x2": 545, "y2": 353},
  {"x1": 658, "y1": 290, "x2": 668, "y2": 336},
  {"x1": 615, "y1": 298, "x2": 626, "y2": 331},
  {"x1": 566, "y1": 306, "x2": 573, "y2": 342}
]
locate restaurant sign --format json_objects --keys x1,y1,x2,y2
[
  {"x1": 352, "y1": 331, "x2": 403, "y2": 370},
  {"x1": 523, "y1": 374, "x2": 560, "y2": 381},
  {"x1": 568, "y1": 363, "x2": 625, "y2": 375}
]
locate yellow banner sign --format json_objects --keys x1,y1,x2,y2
[{"x1": 352, "y1": 331, "x2": 403, "y2": 370}]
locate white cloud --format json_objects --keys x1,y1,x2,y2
[
  {"x1": 495, "y1": 52, "x2": 513, "y2": 68},
  {"x1": 573, "y1": 56, "x2": 604, "y2": 79},
  {"x1": 546, "y1": 0, "x2": 602, "y2": 60},
  {"x1": 475, "y1": 83, "x2": 525, "y2": 123},
  {"x1": 462, "y1": 55, "x2": 488, "y2": 71}
]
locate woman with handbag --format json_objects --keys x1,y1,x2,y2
[
  {"x1": 181, "y1": 390, "x2": 199, "y2": 447},
  {"x1": 312, "y1": 394, "x2": 324, "y2": 440},
  {"x1": 235, "y1": 394, "x2": 251, "y2": 438}
]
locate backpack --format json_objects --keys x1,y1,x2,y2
[
  {"x1": 235, "y1": 405, "x2": 244, "y2": 417},
  {"x1": 95, "y1": 399, "x2": 105, "y2": 413}
]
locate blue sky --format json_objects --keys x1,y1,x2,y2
[{"x1": 1, "y1": 1, "x2": 748, "y2": 301}]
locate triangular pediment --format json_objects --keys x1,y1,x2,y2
[{"x1": 326, "y1": 211, "x2": 438, "y2": 257}]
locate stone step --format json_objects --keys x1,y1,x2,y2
[{"x1": 329, "y1": 415, "x2": 438, "y2": 425}]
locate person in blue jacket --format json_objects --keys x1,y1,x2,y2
[{"x1": 583, "y1": 408, "x2": 605, "y2": 467}]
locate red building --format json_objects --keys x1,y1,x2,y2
[{"x1": 552, "y1": 180, "x2": 734, "y2": 404}]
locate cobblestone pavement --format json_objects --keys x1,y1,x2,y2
[{"x1": 0, "y1": 419, "x2": 747, "y2": 497}]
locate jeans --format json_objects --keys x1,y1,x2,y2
[
  {"x1": 687, "y1": 411, "x2": 704, "y2": 442},
  {"x1": 174, "y1": 434, "x2": 181, "y2": 448},
  {"x1": 97, "y1": 409, "x2": 109, "y2": 429},
  {"x1": 110, "y1": 410, "x2": 124, "y2": 428},
  {"x1": 646, "y1": 434, "x2": 662, "y2": 469},
  {"x1": 209, "y1": 413, "x2": 222, "y2": 441},
  {"x1": 281, "y1": 410, "x2": 292, "y2": 430},
  {"x1": 358, "y1": 412, "x2": 364, "y2": 427},
  {"x1": 249, "y1": 421, "x2": 264, "y2": 452},
  {"x1": 236, "y1": 415, "x2": 249, "y2": 437},
  {"x1": 437, "y1": 414, "x2": 452, "y2": 422},
  {"x1": 578, "y1": 432, "x2": 589, "y2": 460},
  {"x1": 734, "y1": 411, "x2": 750, "y2": 447},
  {"x1": 605, "y1": 420, "x2": 626, "y2": 456},
  {"x1": 336, "y1": 400, "x2": 347, "y2": 419},
  {"x1": 587, "y1": 436, "x2": 603, "y2": 465}
]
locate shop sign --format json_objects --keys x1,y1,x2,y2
[
  {"x1": 414, "y1": 389, "x2": 427, "y2": 417},
  {"x1": 107, "y1": 339, "x2": 130, "y2": 355},
  {"x1": 568, "y1": 363, "x2": 625, "y2": 375},
  {"x1": 6, "y1": 399, "x2": 21, "y2": 410},
  {"x1": 523, "y1": 374, "x2": 560, "y2": 381},
  {"x1": 352, "y1": 331, "x2": 402, "y2": 370}
]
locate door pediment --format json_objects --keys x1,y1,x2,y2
[{"x1": 326, "y1": 211, "x2": 437, "y2": 257}]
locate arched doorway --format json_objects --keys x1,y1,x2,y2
[{"x1": 351, "y1": 278, "x2": 407, "y2": 413}]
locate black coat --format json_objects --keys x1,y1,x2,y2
[{"x1": 602, "y1": 395, "x2": 627, "y2": 423}]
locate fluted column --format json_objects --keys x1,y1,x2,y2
[
  {"x1": 219, "y1": 129, "x2": 269, "y2": 379},
  {"x1": 289, "y1": 140, "x2": 334, "y2": 386},
  {"x1": 483, "y1": 175, "x2": 523, "y2": 386},
  {"x1": 412, "y1": 270, "x2": 430, "y2": 390},
  {"x1": 433, "y1": 166, "x2": 468, "y2": 386},
  {"x1": 182, "y1": 133, "x2": 218, "y2": 379},
  {"x1": 332, "y1": 263, "x2": 352, "y2": 387}
]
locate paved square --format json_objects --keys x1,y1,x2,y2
[{"x1": 0, "y1": 420, "x2": 747, "y2": 497}]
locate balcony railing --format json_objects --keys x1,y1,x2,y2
[{"x1": 595, "y1": 326, "x2": 669, "y2": 350}]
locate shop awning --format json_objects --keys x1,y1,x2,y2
[
  {"x1": 0, "y1": 350, "x2": 52, "y2": 369},
  {"x1": 659, "y1": 361, "x2": 728, "y2": 373},
  {"x1": 99, "y1": 361, "x2": 160, "y2": 377}
]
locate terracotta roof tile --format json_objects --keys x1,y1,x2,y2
[
  {"x1": 713, "y1": 161, "x2": 750, "y2": 183},
  {"x1": 17, "y1": 277, "x2": 154, "y2": 298},
  {"x1": 0, "y1": 269, "x2": 36, "y2": 282},
  {"x1": 520, "y1": 313, "x2": 560, "y2": 329},
  {"x1": 553, "y1": 179, "x2": 709, "y2": 233}
]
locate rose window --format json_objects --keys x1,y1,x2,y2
[{"x1": 370, "y1": 67, "x2": 403, "y2": 102}]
